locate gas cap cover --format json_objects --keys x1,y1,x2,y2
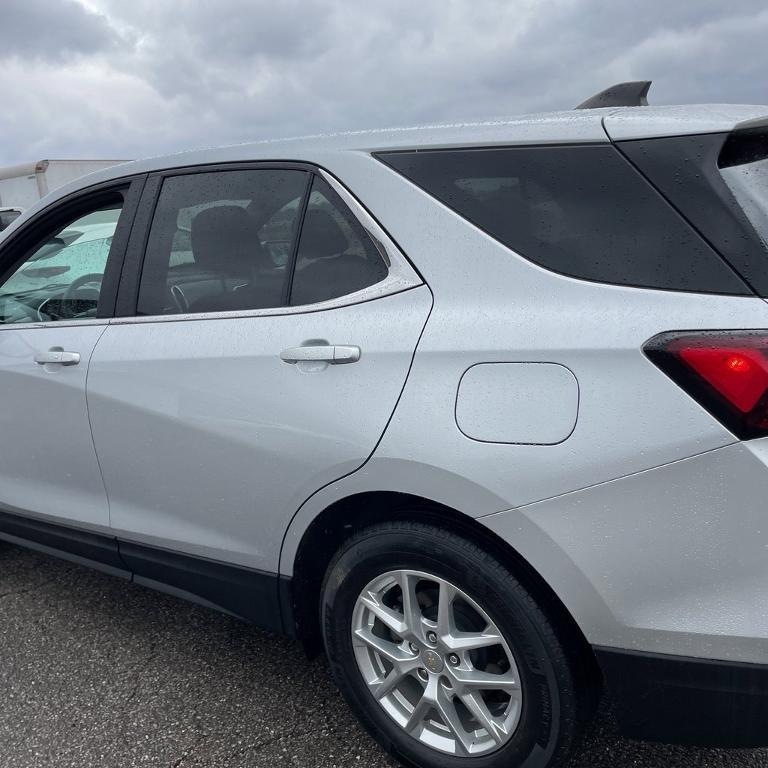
[{"x1": 456, "y1": 362, "x2": 579, "y2": 445}]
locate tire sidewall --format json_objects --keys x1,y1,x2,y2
[{"x1": 322, "y1": 526, "x2": 573, "y2": 768}]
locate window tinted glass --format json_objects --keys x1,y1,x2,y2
[
  {"x1": 289, "y1": 176, "x2": 388, "y2": 306},
  {"x1": 137, "y1": 170, "x2": 307, "y2": 316},
  {"x1": 379, "y1": 145, "x2": 741, "y2": 293},
  {"x1": 719, "y1": 129, "x2": 768, "y2": 251},
  {"x1": 0, "y1": 202, "x2": 123, "y2": 324}
]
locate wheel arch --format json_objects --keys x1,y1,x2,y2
[{"x1": 286, "y1": 490, "x2": 602, "y2": 695}]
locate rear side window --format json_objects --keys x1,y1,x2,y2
[
  {"x1": 289, "y1": 176, "x2": 388, "y2": 306},
  {"x1": 137, "y1": 169, "x2": 307, "y2": 316},
  {"x1": 378, "y1": 145, "x2": 745, "y2": 294},
  {"x1": 137, "y1": 169, "x2": 390, "y2": 316}
]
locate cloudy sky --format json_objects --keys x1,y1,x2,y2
[{"x1": 1, "y1": 0, "x2": 767, "y2": 164}]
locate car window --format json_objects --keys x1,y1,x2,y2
[
  {"x1": 289, "y1": 175, "x2": 388, "y2": 306},
  {"x1": 0, "y1": 209, "x2": 21, "y2": 232},
  {"x1": 137, "y1": 170, "x2": 307, "y2": 316},
  {"x1": 0, "y1": 203, "x2": 123, "y2": 325},
  {"x1": 719, "y1": 128, "x2": 768, "y2": 251},
  {"x1": 378, "y1": 145, "x2": 745, "y2": 294}
]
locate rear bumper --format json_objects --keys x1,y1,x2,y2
[{"x1": 595, "y1": 647, "x2": 768, "y2": 747}]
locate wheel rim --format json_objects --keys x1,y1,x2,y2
[{"x1": 351, "y1": 569, "x2": 523, "y2": 757}]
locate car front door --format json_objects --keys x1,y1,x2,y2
[
  {"x1": 0, "y1": 179, "x2": 142, "y2": 544},
  {"x1": 86, "y1": 166, "x2": 430, "y2": 587}
]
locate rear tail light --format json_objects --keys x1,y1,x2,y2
[{"x1": 644, "y1": 330, "x2": 768, "y2": 439}]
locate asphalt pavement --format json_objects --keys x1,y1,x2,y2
[{"x1": 1, "y1": 543, "x2": 766, "y2": 768}]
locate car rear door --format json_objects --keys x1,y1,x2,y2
[
  {"x1": 86, "y1": 165, "x2": 430, "y2": 580},
  {"x1": 0, "y1": 178, "x2": 142, "y2": 557}
]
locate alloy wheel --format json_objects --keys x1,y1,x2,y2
[{"x1": 351, "y1": 569, "x2": 523, "y2": 757}]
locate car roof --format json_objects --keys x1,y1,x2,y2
[
  {"x1": 13, "y1": 102, "x2": 768, "y2": 225},
  {"x1": 91, "y1": 102, "x2": 768, "y2": 175}
]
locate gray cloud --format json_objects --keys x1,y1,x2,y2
[
  {"x1": 0, "y1": 0, "x2": 119, "y2": 61},
  {"x1": 1, "y1": 0, "x2": 767, "y2": 165}
]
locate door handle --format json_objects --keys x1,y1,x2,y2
[
  {"x1": 280, "y1": 345, "x2": 360, "y2": 364},
  {"x1": 34, "y1": 350, "x2": 81, "y2": 366}
]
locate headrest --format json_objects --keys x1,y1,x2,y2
[
  {"x1": 191, "y1": 205, "x2": 264, "y2": 273},
  {"x1": 300, "y1": 208, "x2": 348, "y2": 260}
]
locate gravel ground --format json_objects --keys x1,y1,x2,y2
[{"x1": 1, "y1": 543, "x2": 766, "y2": 768}]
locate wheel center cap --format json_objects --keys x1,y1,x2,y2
[{"x1": 421, "y1": 649, "x2": 444, "y2": 674}]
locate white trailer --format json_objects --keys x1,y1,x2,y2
[{"x1": 0, "y1": 159, "x2": 128, "y2": 211}]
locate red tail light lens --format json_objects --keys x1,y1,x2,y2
[{"x1": 644, "y1": 330, "x2": 768, "y2": 439}]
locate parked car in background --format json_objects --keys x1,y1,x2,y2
[
  {"x1": 0, "y1": 159, "x2": 127, "y2": 213},
  {"x1": 1, "y1": 82, "x2": 768, "y2": 768},
  {"x1": 0, "y1": 207, "x2": 22, "y2": 232}
]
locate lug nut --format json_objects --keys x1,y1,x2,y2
[
  {"x1": 417, "y1": 668, "x2": 429, "y2": 681},
  {"x1": 448, "y1": 653, "x2": 460, "y2": 666},
  {"x1": 409, "y1": 642, "x2": 419, "y2": 654},
  {"x1": 426, "y1": 631, "x2": 438, "y2": 644}
]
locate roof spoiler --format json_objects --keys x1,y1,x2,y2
[{"x1": 576, "y1": 81, "x2": 652, "y2": 110}]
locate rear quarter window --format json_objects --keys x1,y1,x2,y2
[
  {"x1": 719, "y1": 127, "x2": 768, "y2": 251},
  {"x1": 377, "y1": 145, "x2": 747, "y2": 295}
]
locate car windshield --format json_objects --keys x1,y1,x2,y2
[{"x1": 719, "y1": 128, "x2": 768, "y2": 250}]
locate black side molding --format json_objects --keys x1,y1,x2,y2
[
  {"x1": 0, "y1": 507, "x2": 127, "y2": 576},
  {"x1": 119, "y1": 541, "x2": 291, "y2": 635},
  {"x1": 575, "y1": 80, "x2": 651, "y2": 109},
  {"x1": 0, "y1": 507, "x2": 294, "y2": 637},
  {"x1": 595, "y1": 646, "x2": 768, "y2": 747}
]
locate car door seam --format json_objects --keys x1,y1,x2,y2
[
  {"x1": 83, "y1": 323, "x2": 116, "y2": 541},
  {"x1": 276, "y1": 283, "x2": 435, "y2": 583}
]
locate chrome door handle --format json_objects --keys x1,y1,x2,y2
[
  {"x1": 280, "y1": 345, "x2": 360, "y2": 364},
  {"x1": 34, "y1": 350, "x2": 81, "y2": 366}
]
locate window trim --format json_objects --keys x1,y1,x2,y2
[
  {"x1": 0, "y1": 175, "x2": 146, "y2": 331},
  {"x1": 113, "y1": 161, "x2": 422, "y2": 324},
  {"x1": 282, "y1": 171, "x2": 314, "y2": 306}
]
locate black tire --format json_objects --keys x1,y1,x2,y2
[{"x1": 321, "y1": 521, "x2": 593, "y2": 768}]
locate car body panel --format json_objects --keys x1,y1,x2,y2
[
  {"x1": 483, "y1": 439, "x2": 768, "y2": 665},
  {"x1": 86, "y1": 285, "x2": 432, "y2": 570},
  {"x1": 0, "y1": 323, "x2": 109, "y2": 529}
]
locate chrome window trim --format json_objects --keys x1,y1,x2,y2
[
  {"x1": 109, "y1": 284, "x2": 421, "y2": 326},
  {"x1": 0, "y1": 317, "x2": 108, "y2": 332},
  {"x1": 111, "y1": 166, "x2": 423, "y2": 326},
  {"x1": 0, "y1": 280, "x2": 421, "y2": 330}
]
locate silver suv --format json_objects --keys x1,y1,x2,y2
[{"x1": 1, "y1": 82, "x2": 768, "y2": 768}]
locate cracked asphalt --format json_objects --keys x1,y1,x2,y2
[{"x1": 1, "y1": 543, "x2": 767, "y2": 768}]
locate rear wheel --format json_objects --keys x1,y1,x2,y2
[{"x1": 321, "y1": 521, "x2": 592, "y2": 768}]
